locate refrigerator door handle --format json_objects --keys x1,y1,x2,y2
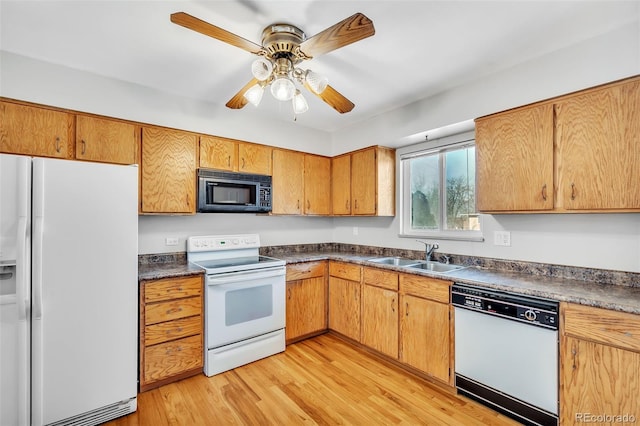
[
  {"x1": 16, "y1": 217, "x2": 29, "y2": 321},
  {"x1": 32, "y1": 215, "x2": 44, "y2": 320}
]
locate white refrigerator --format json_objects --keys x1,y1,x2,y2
[{"x1": 0, "y1": 154, "x2": 138, "y2": 426}]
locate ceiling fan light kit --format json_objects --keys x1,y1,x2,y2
[{"x1": 170, "y1": 11, "x2": 375, "y2": 115}]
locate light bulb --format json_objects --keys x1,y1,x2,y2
[
  {"x1": 305, "y1": 70, "x2": 328, "y2": 94},
  {"x1": 292, "y1": 90, "x2": 308, "y2": 114},
  {"x1": 251, "y1": 58, "x2": 273, "y2": 81},
  {"x1": 270, "y1": 76, "x2": 296, "y2": 101},
  {"x1": 243, "y1": 84, "x2": 264, "y2": 107}
]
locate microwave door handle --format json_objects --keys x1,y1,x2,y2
[{"x1": 206, "y1": 268, "x2": 285, "y2": 285}]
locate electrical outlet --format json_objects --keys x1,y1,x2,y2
[
  {"x1": 494, "y1": 231, "x2": 511, "y2": 246},
  {"x1": 165, "y1": 237, "x2": 179, "y2": 246},
  {"x1": 352, "y1": 227, "x2": 359, "y2": 236}
]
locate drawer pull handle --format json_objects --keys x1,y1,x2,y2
[
  {"x1": 541, "y1": 184, "x2": 547, "y2": 201},
  {"x1": 81, "y1": 139, "x2": 86, "y2": 155},
  {"x1": 571, "y1": 183, "x2": 577, "y2": 200},
  {"x1": 55, "y1": 137, "x2": 61, "y2": 153},
  {"x1": 405, "y1": 302, "x2": 409, "y2": 317}
]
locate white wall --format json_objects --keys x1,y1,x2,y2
[
  {"x1": 2, "y1": 21, "x2": 640, "y2": 272},
  {"x1": 331, "y1": 22, "x2": 640, "y2": 273}
]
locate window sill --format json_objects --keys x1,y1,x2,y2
[{"x1": 398, "y1": 233, "x2": 485, "y2": 242}]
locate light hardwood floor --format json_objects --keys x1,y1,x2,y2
[{"x1": 106, "y1": 334, "x2": 519, "y2": 425}]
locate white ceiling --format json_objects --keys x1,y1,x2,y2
[{"x1": 1, "y1": 1, "x2": 638, "y2": 133}]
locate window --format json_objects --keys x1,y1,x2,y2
[{"x1": 400, "y1": 138, "x2": 482, "y2": 240}]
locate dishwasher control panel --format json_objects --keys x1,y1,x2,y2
[{"x1": 452, "y1": 283, "x2": 559, "y2": 329}]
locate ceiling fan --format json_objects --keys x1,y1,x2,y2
[{"x1": 170, "y1": 11, "x2": 375, "y2": 114}]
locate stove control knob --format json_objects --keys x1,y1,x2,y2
[{"x1": 524, "y1": 310, "x2": 537, "y2": 321}]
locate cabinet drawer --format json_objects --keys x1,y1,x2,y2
[
  {"x1": 563, "y1": 303, "x2": 640, "y2": 353},
  {"x1": 144, "y1": 276, "x2": 202, "y2": 303},
  {"x1": 399, "y1": 274, "x2": 450, "y2": 303},
  {"x1": 363, "y1": 267, "x2": 398, "y2": 291},
  {"x1": 143, "y1": 335, "x2": 202, "y2": 383},
  {"x1": 329, "y1": 262, "x2": 362, "y2": 282},
  {"x1": 286, "y1": 261, "x2": 326, "y2": 281},
  {"x1": 145, "y1": 297, "x2": 201, "y2": 325},
  {"x1": 145, "y1": 315, "x2": 202, "y2": 346}
]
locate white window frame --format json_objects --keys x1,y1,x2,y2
[{"x1": 399, "y1": 131, "x2": 483, "y2": 242}]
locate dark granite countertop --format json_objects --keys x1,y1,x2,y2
[{"x1": 138, "y1": 248, "x2": 640, "y2": 315}]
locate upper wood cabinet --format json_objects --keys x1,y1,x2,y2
[
  {"x1": 238, "y1": 142, "x2": 272, "y2": 175},
  {"x1": 476, "y1": 103, "x2": 554, "y2": 212},
  {"x1": 476, "y1": 75, "x2": 640, "y2": 213},
  {"x1": 560, "y1": 303, "x2": 640, "y2": 424},
  {"x1": 304, "y1": 154, "x2": 331, "y2": 215},
  {"x1": 140, "y1": 126, "x2": 197, "y2": 214},
  {"x1": 199, "y1": 135, "x2": 238, "y2": 171},
  {"x1": 556, "y1": 79, "x2": 640, "y2": 210},
  {"x1": 0, "y1": 101, "x2": 73, "y2": 158},
  {"x1": 272, "y1": 149, "x2": 304, "y2": 215},
  {"x1": 332, "y1": 146, "x2": 395, "y2": 216},
  {"x1": 75, "y1": 115, "x2": 138, "y2": 165}
]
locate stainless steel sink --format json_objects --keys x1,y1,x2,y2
[
  {"x1": 407, "y1": 261, "x2": 466, "y2": 273},
  {"x1": 367, "y1": 257, "x2": 423, "y2": 267}
]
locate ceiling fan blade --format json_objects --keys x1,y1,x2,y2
[
  {"x1": 170, "y1": 12, "x2": 264, "y2": 55},
  {"x1": 304, "y1": 82, "x2": 355, "y2": 114},
  {"x1": 299, "y1": 13, "x2": 375, "y2": 58},
  {"x1": 226, "y1": 78, "x2": 260, "y2": 109}
]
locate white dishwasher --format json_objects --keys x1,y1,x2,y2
[{"x1": 452, "y1": 283, "x2": 559, "y2": 426}]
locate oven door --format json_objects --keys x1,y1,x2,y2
[{"x1": 205, "y1": 266, "x2": 285, "y2": 349}]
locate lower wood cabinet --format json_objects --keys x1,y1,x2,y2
[
  {"x1": 399, "y1": 274, "x2": 452, "y2": 385},
  {"x1": 560, "y1": 303, "x2": 640, "y2": 424},
  {"x1": 361, "y1": 267, "x2": 399, "y2": 359},
  {"x1": 139, "y1": 275, "x2": 203, "y2": 392},
  {"x1": 328, "y1": 262, "x2": 362, "y2": 342},
  {"x1": 285, "y1": 261, "x2": 328, "y2": 343}
]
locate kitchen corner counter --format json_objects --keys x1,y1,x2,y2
[
  {"x1": 276, "y1": 251, "x2": 640, "y2": 315},
  {"x1": 138, "y1": 253, "x2": 204, "y2": 281}
]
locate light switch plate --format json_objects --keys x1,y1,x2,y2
[
  {"x1": 494, "y1": 231, "x2": 511, "y2": 246},
  {"x1": 165, "y1": 237, "x2": 179, "y2": 246}
]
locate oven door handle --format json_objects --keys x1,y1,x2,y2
[{"x1": 207, "y1": 267, "x2": 285, "y2": 285}]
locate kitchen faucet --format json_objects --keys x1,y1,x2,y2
[{"x1": 416, "y1": 240, "x2": 439, "y2": 261}]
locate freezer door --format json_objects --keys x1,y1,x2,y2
[
  {"x1": 0, "y1": 154, "x2": 31, "y2": 426},
  {"x1": 31, "y1": 158, "x2": 138, "y2": 426}
]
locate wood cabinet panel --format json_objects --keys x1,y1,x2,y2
[
  {"x1": 351, "y1": 148, "x2": 377, "y2": 215},
  {"x1": 238, "y1": 142, "x2": 272, "y2": 175},
  {"x1": 145, "y1": 297, "x2": 202, "y2": 325},
  {"x1": 399, "y1": 274, "x2": 450, "y2": 304},
  {"x1": 0, "y1": 101, "x2": 73, "y2": 158},
  {"x1": 286, "y1": 261, "x2": 326, "y2": 281},
  {"x1": 304, "y1": 154, "x2": 331, "y2": 215},
  {"x1": 328, "y1": 276, "x2": 361, "y2": 341},
  {"x1": 75, "y1": 115, "x2": 137, "y2": 164},
  {"x1": 144, "y1": 315, "x2": 202, "y2": 346},
  {"x1": 143, "y1": 335, "x2": 203, "y2": 383},
  {"x1": 560, "y1": 335, "x2": 639, "y2": 424},
  {"x1": 476, "y1": 103, "x2": 554, "y2": 212},
  {"x1": 556, "y1": 79, "x2": 640, "y2": 210},
  {"x1": 141, "y1": 126, "x2": 197, "y2": 214},
  {"x1": 199, "y1": 135, "x2": 237, "y2": 171},
  {"x1": 272, "y1": 149, "x2": 304, "y2": 214},
  {"x1": 329, "y1": 262, "x2": 362, "y2": 282},
  {"x1": 400, "y1": 294, "x2": 451, "y2": 384},
  {"x1": 331, "y1": 154, "x2": 351, "y2": 215},
  {"x1": 144, "y1": 276, "x2": 202, "y2": 303},
  {"x1": 362, "y1": 285, "x2": 398, "y2": 358},
  {"x1": 286, "y1": 276, "x2": 327, "y2": 342},
  {"x1": 363, "y1": 267, "x2": 398, "y2": 291}
]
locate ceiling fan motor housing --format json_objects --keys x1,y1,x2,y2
[{"x1": 261, "y1": 23, "x2": 307, "y2": 63}]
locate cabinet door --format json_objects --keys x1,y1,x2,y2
[
  {"x1": 328, "y1": 276, "x2": 361, "y2": 341},
  {"x1": 238, "y1": 142, "x2": 272, "y2": 175},
  {"x1": 556, "y1": 80, "x2": 640, "y2": 210},
  {"x1": 272, "y1": 149, "x2": 304, "y2": 214},
  {"x1": 400, "y1": 294, "x2": 450, "y2": 384},
  {"x1": 141, "y1": 126, "x2": 197, "y2": 213},
  {"x1": 0, "y1": 101, "x2": 72, "y2": 158},
  {"x1": 331, "y1": 154, "x2": 351, "y2": 215},
  {"x1": 304, "y1": 154, "x2": 331, "y2": 215},
  {"x1": 199, "y1": 135, "x2": 237, "y2": 171},
  {"x1": 75, "y1": 115, "x2": 137, "y2": 164},
  {"x1": 286, "y1": 277, "x2": 327, "y2": 342},
  {"x1": 560, "y1": 336, "x2": 639, "y2": 424},
  {"x1": 351, "y1": 148, "x2": 377, "y2": 215},
  {"x1": 362, "y1": 285, "x2": 398, "y2": 358},
  {"x1": 475, "y1": 103, "x2": 554, "y2": 212}
]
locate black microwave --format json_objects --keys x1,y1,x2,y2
[{"x1": 197, "y1": 169, "x2": 272, "y2": 213}]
